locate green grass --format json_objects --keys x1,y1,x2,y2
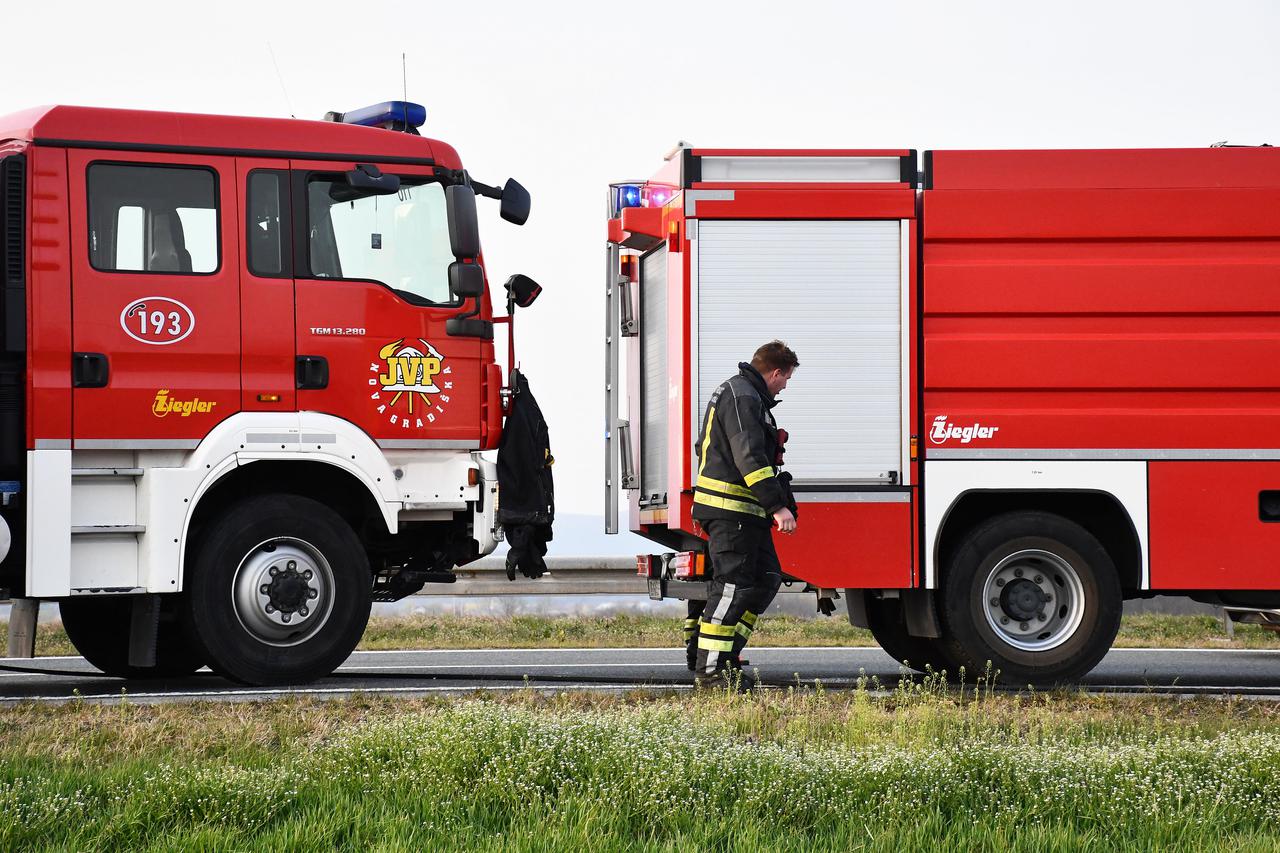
[
  {"x1": 7, "y1": 611, "x2": 1280, "y2": 658},
  {"x1": 4, "y1": 686, "x2": 1280, "y2": 850}
]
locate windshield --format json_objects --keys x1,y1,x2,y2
[{"x1": 306, "y1": 177, "x2": 456, "y2": 305}]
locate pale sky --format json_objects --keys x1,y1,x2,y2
[{"x1": 4, "y1": 0, "x2": 1278, "y2": 517}]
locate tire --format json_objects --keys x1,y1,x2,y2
[
  {"x1": 863, "y1": 592, "x2": 956, "y2": 676},
  {"x1": 940, "y1": 511, "x2": 1122, "y2": 686},
  {"x1": 181, "y1": 494, "x2": 372, "y2": 686},
  {"x1": 59, "y1": 596, "x2": 206, "y2": 679}
]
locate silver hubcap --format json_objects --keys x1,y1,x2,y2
[
  {"x1": 981, "y1": 549, "x2": 1085, "y2": 652},
  {"x1": 232, "y1": 537, "x2": 334, "y2": 647}
]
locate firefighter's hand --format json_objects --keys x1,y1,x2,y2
[{"x1": 772, "y1": 508, "x2": 797, "y2": 534}]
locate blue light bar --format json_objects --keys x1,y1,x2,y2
[
  {"x1": 340, "y1": 101, "x2": 427, "y2": 130},
  {"x1": 616, "y1": 184, "x2": 642, "y2": 211}
]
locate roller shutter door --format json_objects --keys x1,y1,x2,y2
[
  {"x1": 696, "y1": 220, "x2": 902, "y2": 484},
  {"x1": 640, "y1": 245, "x2": 668, "y2": 504}
]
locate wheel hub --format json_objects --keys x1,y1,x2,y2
[
  {"x1": 1000, "y1": 578, "x2": 1046, "y2": 622},
  {"x1": 981, "y1": 549, "x2": 1085, "y2": 653},
  {"x1": 233, "y1": 538, "x2": 333, "y2": 646},
  {"x1": 263, "y1": 563, "x2": 314, "y2": 614}
]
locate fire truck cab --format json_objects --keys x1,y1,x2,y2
[
  {"x1": 0, "y1": 101, "x2": 536, "y2": 684},
  {"x1": 607, "y1": 144, "x2": 1280, "y2": 684}
]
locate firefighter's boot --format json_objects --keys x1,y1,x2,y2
[{"x1": 695, "y1": 667, "x2": 756, "y2": 693}]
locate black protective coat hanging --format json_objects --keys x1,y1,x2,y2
[{"x1": 497, "y1": 372, "x2": 554, "y2": 579}]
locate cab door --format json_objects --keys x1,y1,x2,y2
[
  {"x1": 237, "y1": 159, "x2": 296, "y2": 412},
  {"x1": 67, "y1": 152, "x2": 240, "y2": 444},
  {"x1": 290, "y1": 160, "x2": 487, "y2": 446}
]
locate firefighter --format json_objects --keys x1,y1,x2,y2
[{"x1": 690, "y1": 341, "x2": 799, "y2": 691}]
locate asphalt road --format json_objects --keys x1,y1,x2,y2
[{"x1": 2, "y1": 646, "x2": 1279, "y2": 705}]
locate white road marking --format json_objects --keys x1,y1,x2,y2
[{"x1": 336, "y1": 662, "x2": 689, "y2": 671}]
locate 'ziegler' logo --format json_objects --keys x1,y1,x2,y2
[
  {"x1": 152, "y1": 389, "x2": 217, "y2": 418},
  {"x1": 929, "y1": 415, "x2": 999, "y2": 445},
  {"x1": 370, "y1": 338, "x2": 453, "y2": 428}
]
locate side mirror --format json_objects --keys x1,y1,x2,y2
[
  {"x1": 504, "y1": 273, "x2": 542, "y2": 308},
  {"x1": 446, "y1": 185, "x2": 480, "y2": 258},
  {"x1": 499, "y1": 178, "x2": 531, "y2": 226},
  {"x1": 343, "y1": 164, "x2": 400, "y2": 195},
  {"x1": 449, "y1": 262, "x2": 485, "y2": 298}
]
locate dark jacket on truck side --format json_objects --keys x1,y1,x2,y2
[
  {"x1": 497, "y1": 372, "x2": 554, "y2": 579},
  {"x1": 692, "y1": 362, "x2": 786, "y2": 526}
]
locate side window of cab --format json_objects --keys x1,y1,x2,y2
[
  {"x1": 87, "y1": 163, "x2": 219, "y2": 274},
  {"x1": 303, "y1": 173, "x2": 456, "y2": 306}
]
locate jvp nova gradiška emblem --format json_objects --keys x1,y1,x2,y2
[{"x1": 370, "y1": 338, "x2": 452, "y2": 428}]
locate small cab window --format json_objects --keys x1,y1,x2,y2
[
  {"x1": 246, "y1": 170, "x2": 289, "y2": 277},
  {"x1": 87, "y1": 163, "x2": 219, "y2": 274},
  {"x1": 306, "y1": 176, "x2": 454, "y2": 305}
]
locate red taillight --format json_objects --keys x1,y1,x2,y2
[
  {"x1": 671, "y1": 551, "x2": 706, "y2": 580},
  {"x1": 636, "y1": 555, "x2": 658, "y2": 577}
]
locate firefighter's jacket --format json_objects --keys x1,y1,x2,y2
[
  {"x1": 692, "y1": 362, "x2": 787, "y2": 526},
  {"x1": 497, "y1": 371, "x2": 554, "y2": 579}
]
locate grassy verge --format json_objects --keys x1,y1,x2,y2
[
  {"x1": 4, "y1": 686, "x2": 1280, "y2": 850},
  {"x1": 6, "y1": 612, "x2": 1280, "y2": 658}
]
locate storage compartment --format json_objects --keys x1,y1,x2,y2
[
  {"x1": 1149, "y1": 462, "x2": 1280, "y2": 589},
  {"x1": 639, "y1": 245, "x2": 668, "y2": 506},
  {"x1": 694, "y1": 219, "x2": 905, "y2": 485}
]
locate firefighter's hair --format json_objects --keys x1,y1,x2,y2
[{"x1": 751, "y1": 340, "x2": 799, "y2": 374}]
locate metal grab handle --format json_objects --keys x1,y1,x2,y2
[
  {"x1": 605, "y1": 242, "x2": 621, "y2": 534},
  {"x1": 617, "y1": 420, "x2": 636, "y2": 489},
  {"x1": 619, "y1": 277, "x2": 637, "y2": 336}
]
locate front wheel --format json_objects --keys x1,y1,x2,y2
[
  {"x1": 940, "y1": 511, "x2": 1122, "y2": 686},
  {"x1": 182, "y1": 494, "x2": 372, "y2": 685}
]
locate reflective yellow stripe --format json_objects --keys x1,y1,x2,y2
[
  {"x1": 744, "y1": 466, "x2": 775, "y2": 486},
  {"x1": 734, "y1": 622, "x2": 752, "y2": 638},
  {"x1": 698, "y1": 636, "x2": 734, "y2": 652},
  {"x1": 699, "y1": 621, "x2": 736, "y2": 638},
  {"x1": 693, "y1": 491, "x2": 767, "y2": 518},
  {"x1": 741, "y1": 611, "x2": 758, "y2": 627},
  {"x1": 696, "y1": 475, "x2": 754, "y2": 499},
  {"x1": 696, "y1": 406, "x2": 716, "y2": 479}
]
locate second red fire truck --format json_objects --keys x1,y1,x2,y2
[{"x1": 607, "y1": 143, "x2": 1280, "y2": 684}]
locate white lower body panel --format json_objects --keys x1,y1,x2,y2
[{"x1": 923, "y1": 460, "x2": 1149, "y2": 590}]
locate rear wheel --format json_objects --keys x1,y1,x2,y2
[
  {"x1": 940, "y1": 511, "x2": 1122, "y2": 686},
  {"x1": 182, "y1": 494, "x2": 372, "y2": 685},
  {"x1": 862, "y1": 592, "x2": 956, "y2": 676},
  {"x1": 59, "y1": 596, "x2": 206, "y2": 679}
]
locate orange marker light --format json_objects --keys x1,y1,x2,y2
[{"x1": 257, "y1": 393, "x2": 281, "y2": 403}]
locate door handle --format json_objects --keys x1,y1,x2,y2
[
  {"x1": 295, "y1": 355, "x2": 329, "y2": 390},
  {"x1": 72, "y1": 352, "x2": 109, "y2": 388}
]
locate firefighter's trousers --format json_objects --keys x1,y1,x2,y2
[{"x1": 694, "y1": 518, "x2": 783, "y2": 677}]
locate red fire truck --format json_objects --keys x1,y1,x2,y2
[
  {"x1": 0, "y1": 101, "x2": 539, "y2": 684},
  {"x1": 606, "y1": 144, "x2": 1280, "y2": 684}
]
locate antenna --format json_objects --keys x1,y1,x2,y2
[{"x1": 267, "y1": 43, "x2": 296, "y2": 119}]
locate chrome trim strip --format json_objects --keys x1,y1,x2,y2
[
  {"x1": 683, "y1": 189, "x2": 734, "y2": 215},
  {"x1": 34, "y1": 439, "x2": 71, "y2": 450},
  {"x1": 75, "y1": 439, "x2": 198, "y2": 450},
  {"x1": 795, "y1": 492, "x2": 911, "y2": 503},
  {"x1": 928, "y1": 448, "x2": 1280, "y2": 461},
  {"x1": 246, "y1": 433, "x2": 303, "y2": 444},
  {"x1": 377, "y1": 439, "x2": 479, "y2": 450}
]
